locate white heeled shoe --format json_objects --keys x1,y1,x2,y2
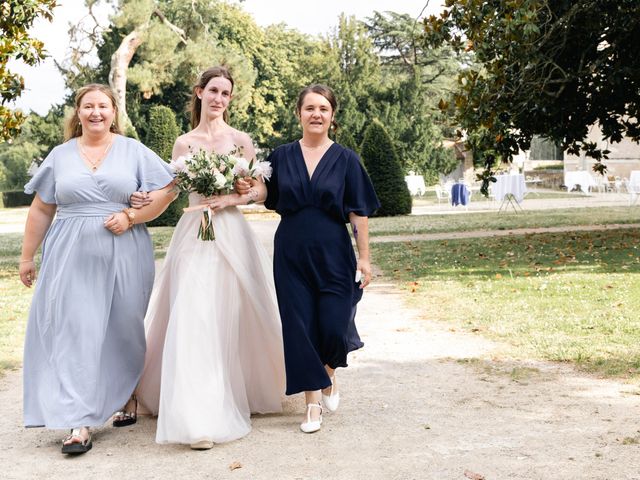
[
  {"x1": 322, "y1": 375, "x2": 340, "y2": 412},
  {"x1": 190, "y1": 440, "x2": 214, "y2": 450},
  {"x1": 300, "y1": 402, "x2": 323, "y2": 433}
]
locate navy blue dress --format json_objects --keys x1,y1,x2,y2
[{"x1": 265, "y1": 142, "x2": 380, "y2": 395}]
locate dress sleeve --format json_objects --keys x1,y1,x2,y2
[
  {"x1": 137, "y1": 142, "x2": 175, "y2": 192},
  {"x1": 24, "y1": 149, "x2": 56, "y2": 204},
  {"x1": 343, "y1": 150, "x2": 380, "y2": 218},
  {"x1": 264, "y1": 150, "x2": 279, "y2": 211}
]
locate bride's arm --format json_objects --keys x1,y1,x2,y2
[{"x1": 203, "y1": 181, "x2": 266, "y2": 212}]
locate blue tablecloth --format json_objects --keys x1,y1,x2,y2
[{"x1": 451, "y1": 183, "x2": 470, "y2": 206}]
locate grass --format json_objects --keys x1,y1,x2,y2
[
  {"x1": 0, "y1": 227, "x2": 176, "y2": 375},
  {"x1": 371, "y1": 228, "x2": 640, "y2": 380},
  {"x1": 149, "y1": 226, "x2": 175, "y2": 259},
  {"x1": 369, "y1": 206, "x2": 640, "y2": 237},
  {"x1": 2, "y1": 206, "x2": 640, "y2": 380},
  {"x1": 0, "y1": 233, "x2": 33, "y2": 373}
]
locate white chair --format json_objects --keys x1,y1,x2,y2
[
  {"x1": 434, "y1": 185, "x2": 448, "y2": 203},
  {"x1": 614, "y1": 176, "x2": 625, "y2": 194}
]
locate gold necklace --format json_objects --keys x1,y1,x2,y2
[
  {"x1": 300, "y1": 139, "x2": 332, "y2": 150},
  {"x1": 78, "y1": 134, "x2": 115, "y2": 172}
]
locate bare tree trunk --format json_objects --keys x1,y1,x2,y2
[
  {"x1": 108, "y1": 25, "x2": 148, "y2": 136},
  {"x1": 107, "y1": 9, "x2": 187, "y2": 137}
]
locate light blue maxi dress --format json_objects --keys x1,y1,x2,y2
[{"x1": 23, "y1": 135, "x2": 174, "y2": 429}]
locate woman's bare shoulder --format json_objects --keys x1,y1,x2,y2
[
  {"x1": 226, "y1": 128, "x2": 250, "y2": 144},
  {"x1": 172, "y1": 133, "x2": 198, "y2": 158}
]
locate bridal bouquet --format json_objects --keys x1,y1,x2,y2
[{"x1": 169, "y1": 148, "x2": 271, "y2": 241}]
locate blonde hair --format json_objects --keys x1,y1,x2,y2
[
  {"x1": 190, "y1": 66, "x2": 234, "y2": 128},
  {"x1": 64, "y1": 84, "x2": 122, "y2": 141}
]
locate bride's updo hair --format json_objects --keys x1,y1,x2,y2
[{"x1": 190, "y1": 66, "x2": 235, "y2": 128}]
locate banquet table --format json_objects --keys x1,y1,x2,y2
[
  {"x1": 564, "y1": 171, "x2": 597, "y2": 193},
  {"x1": 404, "y1": 174, "x2": 426, "y2": 196},
  {"x1": 629, "y1": 171, "x2": 640, "y2": 205},
  {"x1": 492, "y1": 174, "x2": 527, "y2": 212},
  {"x1": 493, "y1": 174, "x2": 527, "y2": 202}
]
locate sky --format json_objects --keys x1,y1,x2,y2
[{"x1": 10, "y1": 0, "x2": 442, "y2": 115}]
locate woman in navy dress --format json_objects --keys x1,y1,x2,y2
[
  {"x1": 262, "y1": 84, "x2": 379, "y2": 433},
  {"x1": 19, "y1": 84, "x2": 175, "y2": 454}
]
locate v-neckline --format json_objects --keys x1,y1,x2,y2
[
  {"x1": 75, "y1": 135, "x2": 118, "y2": 175},
  {"x1": 296, "y1": 141, "x2": 336, "y2": 182}
]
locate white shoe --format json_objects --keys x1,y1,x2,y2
[
  {"x1": 300, "y1": 402, "x2": 322, "y2": 433},
  {"x1": 322, "y1": 375, "x2": 340, "y2": 412},
  {"x1": 190, "y1": 440, "x2": 214, "y2": 450}
]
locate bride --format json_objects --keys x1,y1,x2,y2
[{"x1": 133, "y1": 66, "x2": 285, "y2": 449}]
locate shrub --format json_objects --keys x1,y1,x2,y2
[
  {"x1": 360, "y1": 119, "x2": 412, "y2": 216},
  {"x1": 144, "y1": 106, "x2": 182, "y2": 227},
  {"x1": 338, "y1": 130, "x2": 359, "y2": 154},
  {"x1": 2, "y1": 191, "x2": 34, "y2": 207}
]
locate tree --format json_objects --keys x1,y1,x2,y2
[
  {"x1": 145, "y1": 105, "x2": 179, "y2": 160},
  {"x1": 0, "y1": 109, "x2": 63, "y2": 191},
  {"x1": 366, "y1": 10, "x2": 459, "y2": 92},
  {"x1": 143, "y1": 105, "x2": 185, "y2": 227},
  {"x1": 423, "y1": 0, "x2": 640, "y2": 191},
  {"x1": 338, "y1": 130, "x2": 359, "y2": 153},
  {"x1": 0, "y1": 0, "x2": 57, "y2": 141},
  {"x1": 360, "y1": 119, "x2": 412, "y2": 216}
]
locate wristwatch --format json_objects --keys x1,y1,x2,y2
[{"x1": 122, "y1": 208, "x2": 136, "y2": 229}]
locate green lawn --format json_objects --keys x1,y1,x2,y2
[
  {"x1": 0, "y1": 228, "x2": 173, "y2": 374},
  {"x1": 369, "y1": 206, "x2": 640, "y2": 236},
  {"x1": 0, "y1": 233, "x2": 32, "y2": 371},
  {"x1": 371, "y1": 228, "x2": 640, "y2": 380},
  {"x1": 2, "y1": 212, "x2": 640, "y2": 379}
]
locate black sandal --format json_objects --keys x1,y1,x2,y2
[
  {"x1": 61, "y1": 428, "x2": 92, "y2": 455},
  {"x1": 112, "y1": 395, "x2": 138, "y2": 427}
]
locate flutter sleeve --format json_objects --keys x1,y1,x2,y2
[
  {"x1": 343, "y1": 150, "x2": 380, "y2": 218},
  {"x1": 264, "y1": 149, "x2": 279, "y2": 211},
  {"x1": 136, "y1": 142, "x2": 175, "y2": 192},
  {"x1": 24, "y1": 148, "x2": 57, "y2": 204}
]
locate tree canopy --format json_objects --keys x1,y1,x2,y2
[
  {"x1": 423, "y1": 0, "x2": 640, "y2": 187},
  {"x1": 0, "y1": 0, "x2": 57, "y2": 141},
  {"x1": 3, "y1": 1, "x2": 464, "y2": 198}
]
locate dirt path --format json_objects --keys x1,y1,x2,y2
[{"x1": 1, "y1": 219, "x2": 640, "y2": 479}]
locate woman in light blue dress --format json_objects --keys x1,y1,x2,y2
[{"x1": 19, "y1": 84, "x2": 175, "y2": 454}]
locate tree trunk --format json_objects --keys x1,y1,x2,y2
[
  {"x1": 108, "y1": 25, "x2": 148, "y2": 136},
  {"x1": 107, "y1": 8, "x2": 187, "y2": 137}
]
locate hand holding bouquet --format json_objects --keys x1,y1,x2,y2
[{"x1": 169, "y1": 148, "x2": 271, "y2": 240}]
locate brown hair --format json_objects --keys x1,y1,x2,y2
[
  {"x1": 64, "y1": 84, "x2": 122, "y2": 141},
  {"x1": 296, "y1": 84, "x2": 339, "y2": 133},
  {"x1": 190, "y1": 66, "x2": 235, "y2": 128}
]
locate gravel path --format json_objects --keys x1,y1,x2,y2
[{"x1": 1, "y1": 216, "x2": 640, "y2": 479}]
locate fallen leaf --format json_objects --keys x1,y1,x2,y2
[
  {"x1": 495, "y1": 273, "x2": 502, "y2": 279},
  {"x1": 464, "y1": 470, "x2": 485, "y2": 480},
  {"x1": 229, "y1": 461, "x2": 242, "y2": 471}
]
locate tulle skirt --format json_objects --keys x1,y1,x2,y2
[{"x1": 137, "y1": 199, "x2": 285, "y2": 444}]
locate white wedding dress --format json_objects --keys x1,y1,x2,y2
[{"x1": 136, "y1": 194, "x2": 285, "y2": 445}]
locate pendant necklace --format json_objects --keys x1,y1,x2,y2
[{"x1": 79, "y1": 134, "x2": 115, "y2": 172}]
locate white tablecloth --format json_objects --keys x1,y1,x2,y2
[
  {"x1": 564, "y1": 171, "x2": 597, "y2": 192},
  {"x1": 492, "y1": 174, "x2": 527, "y2": 202},
  {"x1": 629, "y1": 171, "x2": 640, "y2": 192},
  {"x1": 404, "y1": 174, "x2": 426, "y2": 195}
]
